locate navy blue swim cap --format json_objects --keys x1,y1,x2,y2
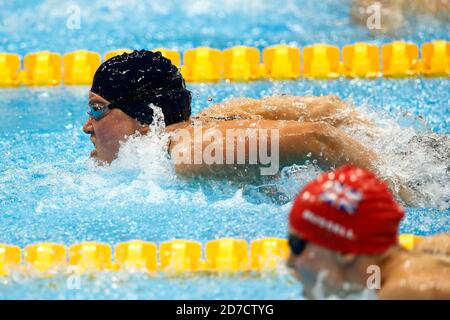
[{"x1": 91, "y1": 50, "x2": 191, "y2": 126}]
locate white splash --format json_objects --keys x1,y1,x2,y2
[{"x1": 339, "y1": 101, "x2": 449, "y2": 210}]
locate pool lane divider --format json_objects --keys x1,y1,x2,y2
[
  {"x1": 0, "y1": 41, "x2": 449, "y2": 86},
  {"x1": 0, "y1": 235, "x2": 424, "y2": 276}
]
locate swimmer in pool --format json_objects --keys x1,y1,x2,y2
[
  {"x1": 84, "y1": 50, "x2": 380, "y2": 166},
  {"x1": 83, "y1": 50, "x2": 417, "y2": 203},
  {"x1": 287, "y1": 164, "x2": 450, "y2": 299}
]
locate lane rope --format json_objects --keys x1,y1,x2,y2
[
  {"x1": 0, "y1": 41, "x2": 449, "y2": 86},
  {"x1": 0, "y1": 234, "x2": 424, "y2": 275}
]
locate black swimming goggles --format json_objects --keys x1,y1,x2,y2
[
  {"x1": 288, "y1": 233, "x2": 308, "y2": 256},
  {"x1": 87, "y1": 102, "x2": 114, "y2": 121}
]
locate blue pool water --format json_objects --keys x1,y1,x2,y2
[{"x1": 0, "y1": 0, "x2": 449, "y2": 299}]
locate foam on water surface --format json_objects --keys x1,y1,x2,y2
[{"x1": 1, "y1": 80, "x2": 448, "y2": 248}]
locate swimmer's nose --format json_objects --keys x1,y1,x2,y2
[{"x1": 83, "y1": 117, "x2": 94, "y2": 135}]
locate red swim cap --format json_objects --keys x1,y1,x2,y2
[{"x1": 289, "y1": 165, "x2": 404, "y2": 254}]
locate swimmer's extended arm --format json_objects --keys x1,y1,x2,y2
[
  {"x1": 169, "y1": 119, "x2": 415, "y2": 204},
  {"x1": 170, "y1": 119, "x2": 381, "y2": 177},
  {"x1": 197, "y1": 95, "x2": 371, "y2": 127},
  {"x1": 276, "y1": 120, "x2": 380, "y2": 170}
]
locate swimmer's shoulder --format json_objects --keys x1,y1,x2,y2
[
  {"x1": 165, "y1": 120, "x2": 192, "y2": 132},
  {"x1": 413, "y1": 233, "x2": 450, "y2": 257},
  {"x1": 379, "y1": 236, "x2": 450, "y2": 299},
  {"x1": 380, "y1": 268, "x2": 450, "y2": 299}
]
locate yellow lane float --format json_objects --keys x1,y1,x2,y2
[
  {"x1": 205, "y1": 238, "x2": 249, "y2": 272},
  {"x1": 24, "y1": 242, "x2": 67, "y2": 272},
  {"x1": 63, "y1": 50, "x2": 101, "y2": 85},
  {"x1": 342, "y1": 42, "x2": 380, "y2": 78},
  {"x1": 0, "y1": 53, "x2": 21, "y2": 86},
  {"x1": 421, "y1": 40, "x2": 450, "y2": 76},
  {"x1": 263, "y1": 44, "x2": 301, "y2": 80},
  {"x1": 250, "y1": 238, "x2": 289, "y2": 271},
  {"x1": 302, "y1": 44, "x2": 341, "y2": 79},
  {"x1": 0, "y1": 244, "x2": 21, "y2": 276},
  {"x1": 160, "y1": 240, "x2": 202, "y2": 272},
  {"x1": 69, "y1": 242, "x2": 113, "y2": 272},
  {"x1": 181, "y1": 47, "x2": 223, "y2": 82},
  {"x1": 115, "y1": 240, "x2": 157, "y2": 273},
  {"x1": 382, "y1": 41, "x2": 420, "y2": 77},
  {"x1": 223, "y1": 46, "x2": 261, "y2": 81},
  {"x1": 22, "y1": 51, "x2": 62, "y2": 86}
]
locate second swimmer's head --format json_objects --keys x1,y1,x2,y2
[{"x1": 83, "y1": 49, "x2": 192, "y2": 163}]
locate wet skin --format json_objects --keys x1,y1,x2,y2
[
  {"x1": 287, "y1": 229, "x2": 450, "y2": 299},
  {"x1": 83, "y1": 92, "x2": 148, "y2": 163},
  {"x1": 83, "y1": 93, "x2": 380, "y2": 174},
  {"x1": 81, "y1": 93, "x2": 420, "y2": 205}
]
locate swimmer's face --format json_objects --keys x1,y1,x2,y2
[
  {"x1": 83, "y1": 92, "x2": 148, "y2": 163},
  {"x1": 287, "y1": 230, "x2": 362, "y2": 299}
]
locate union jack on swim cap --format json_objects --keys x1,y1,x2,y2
[{"x1": 289, "y1": 165, "x2": 404, "y2": 254}]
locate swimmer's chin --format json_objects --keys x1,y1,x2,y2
[
  {"x1": 89, "y1": 149, "x2": 116, "y2": 165},
  {"x1": 89, "y1": 149, "x2": 104, "y2": 166}
]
